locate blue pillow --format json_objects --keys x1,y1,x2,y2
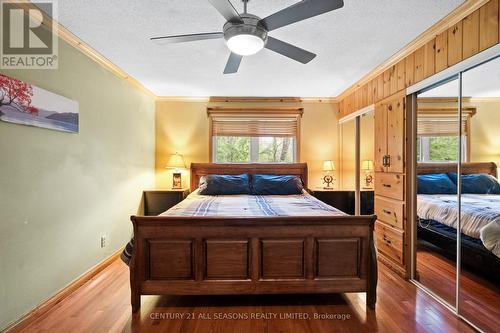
[
  {"x1": 417, "y1": 173, "x2": 457, "y2": 194},
  {"x1": 198, "y1": 174, "x2": 250, "y2": 195},
  {"x1": 251, "y1": 174, "x2": 303, "y2": 195},
  {"x1": 447, "y1": 173, "x2": 500, "y2": 194}
]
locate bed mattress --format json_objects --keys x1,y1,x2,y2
[{"x1": 417, "y1": 194, "x2": 500, "y2": 258}]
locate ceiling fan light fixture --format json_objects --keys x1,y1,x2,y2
[
  {"x1": 223, "y1": 14, "x2": 267, "y2": 56},
  {"x1": 226, "y1": 34, "x2": 264, "y2": 56},
  {"x1": 152, "y1": 0, "x2": 344, "y2": 73}
]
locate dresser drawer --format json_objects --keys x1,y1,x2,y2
[
  {"x1": 375, "y1": 173, "x2": 404, "y2": 200},
  {"x1": 375, "y1": 221, "x2": 404, "y2": 265},
  {"x1": 375, "y1": 196, "x2": 404, "y2": 229}
]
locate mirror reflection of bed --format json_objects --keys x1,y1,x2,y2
[
  {"x1": 416, "y1": 163, "x2": 500, "y2": 303},
  {"x1": 414, "y1": 56, "x2": 500, "y2": 333}
]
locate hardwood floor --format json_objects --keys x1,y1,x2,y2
[
  {"x1": 14, "y1": 258, "x2": 476, "y2": 333},
  {"x1": 417, "y1": 247, "x2": 500, "y2": 333}
]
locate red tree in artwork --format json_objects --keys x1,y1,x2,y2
[{"x1": 0, "y1": 74, "x2": 38, "y2": 115}]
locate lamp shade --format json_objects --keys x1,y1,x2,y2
[
  {"x1": 322, "y1": 160, "x2": 335, "y2": 172},
  {"x1": 361, "y1": 160, "x2": 374, "y2": 171},
  {"x1": 166, "y1": 153, "x2": 186, "y2": 169}
]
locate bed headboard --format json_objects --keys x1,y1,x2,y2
[
  {"x1": 190, "y1": 163, "x2": 308, "y2": 192},
  {"x1": 417, "y1": 162, "x2": 497, "y2": 178}
]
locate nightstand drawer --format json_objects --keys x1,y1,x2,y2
[
  {"x1": 375, "y1": 221, "x2": 404, "y2": 265},
  {"x1": 375, "y1": 173, "x2": 404, "y2": 201},
  {"x1": 375, "y1": 196, "x2": 404, "y2": 229}
]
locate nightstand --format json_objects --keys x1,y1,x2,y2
[
  {"x1": 311, "y1": 189, "x2": 374, "y2": 215},
  {"x1": 142, "y1": 189, "x2": 189, "y2": 216}
]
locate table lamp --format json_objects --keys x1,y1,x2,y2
[
  {"x1": 166, "y1": 153, "x2": 186, "y2": 189},
  {"x1": 322, "y1": 160, "x2": 336, "y2": 189},
  {"x1": 361, "y1": 160, "x2": 374, "y2": 189}
]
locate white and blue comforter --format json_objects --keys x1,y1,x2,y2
[
  {"x1": 417, "y1": 194, "x2": 500, "y2": 258},
  {"x1": 161, "y1": 189, "x2": 345, "y2": 217}
]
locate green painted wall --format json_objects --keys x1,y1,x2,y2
[{"x1": 0, "y1": 40, "x2": 155, "y2": 329}]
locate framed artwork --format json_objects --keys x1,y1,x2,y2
[{"x1": 0, "y1": 74, "x2": 79, "y2": 133}]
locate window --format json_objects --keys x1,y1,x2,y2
[
  {"x1": 209, "y1": 108, "x2": 301, "y2": 163},
  {"x1": 417, "y1": 136, "x2": 467, "y2": 162},
  {"x1": 416, "y1": 107, "x2": 475, "y2": 162},
  {"x1": 213, "y1": 136, "x2": 296, "y2": 163}
]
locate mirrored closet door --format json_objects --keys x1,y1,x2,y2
[
  {"x1": 360, "y1": 111, "x2": 375, "y2": 215},
  {"x1": 340, "y1": 118, "x2": 356, "y2": 190},
  {"x1": 459, "y1": 56, "x2": 500, "y2": 332},
  {"x1": 412, "y1": 54, "x2": 500, "y2": 333},
  {"x1": 415, "y1": 77, "x2": 460, "y2": 307}
]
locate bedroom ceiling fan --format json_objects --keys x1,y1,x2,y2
[{"x1": 150, "y1": 0, "x2": 344, "y2": 74}]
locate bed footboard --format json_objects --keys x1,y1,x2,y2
[{"x1": 129, "y1": 215, "x2": 377, "y2": 312}]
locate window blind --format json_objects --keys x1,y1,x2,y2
[
  {"x1": 208, "y1": 108, "x2": 302, "y2": 138},
  {"x1": 417, "y1": 108, "x2": 475, "y2": 137},
  {"x1": 212, "y1": 117, "x2": 298, "y2": 137}
]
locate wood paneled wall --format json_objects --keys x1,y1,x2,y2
[{"x1": 338, "y1": 0, "x2": 500, "y2": 117}]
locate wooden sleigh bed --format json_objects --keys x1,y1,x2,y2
[{"x1": 129, "y1": 163, "x2": 377, "y2": 312}]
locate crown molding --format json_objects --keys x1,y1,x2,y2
[
  {"x1": 209, "y1": 97, "x2": 302, "y2": 103},
  {"x1": 155, "y1": 96, "x2": 211, "y2": 103},
  {"x1": 336, "y1": 0, "x2": 489, "y2": 101},
  {"x1": 299, "y1": 97, "x2": 339, "y2": 103},
  {"x1": 156, "y1": 96, "x2": 338, "y2": 103}
]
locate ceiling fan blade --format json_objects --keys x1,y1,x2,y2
[
  {"x1": 223, "y1": 52, "x2": 243, "y2": 74},
  {"x1": 150, "y1": 32, "x2": 223, "y2": 44},
  {"x1": 259, "y1": 0, "x2": 344, "y2": 31},
  {"x1": 208, "y1": 0, "x2": 242, "y2": 23},
  {"x1": 265, "y1": 37, "x2": 316, "y2": 64}
]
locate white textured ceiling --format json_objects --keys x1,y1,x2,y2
[{"x1": 53, "y1": 0, "x2": 464, "y2": 97}]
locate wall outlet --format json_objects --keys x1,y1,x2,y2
[{"x1": 100, "y1": 235, "x2": 107, "y2": 248}]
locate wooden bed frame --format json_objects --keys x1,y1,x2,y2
[
  {"x1": 130, "y1": 163, "x2": 377, "y2": 312},
  {"x1": 417, "y1": 162, "x2": 497, "y2": 178}
]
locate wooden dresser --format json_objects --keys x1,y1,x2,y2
[{"x1": 374, "y1": 91, "x2": 408, "y2": 278}]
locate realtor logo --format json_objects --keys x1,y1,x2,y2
[{"x1": 1, "y1": 0, "x2": 58, "y2": 69}]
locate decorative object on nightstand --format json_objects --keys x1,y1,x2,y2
[
  {"x1": 322, "y1": 160, "x2": 336, "y2": 189},
  {"x1": 362, "y1": 160, "x2": 374, "y2": 189},
  {"x1": 166, "y1": 153, "x2": 186, "y2": 189}
]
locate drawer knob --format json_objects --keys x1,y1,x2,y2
[
  {"x1": 383, "y1": 235, "x2": 392, "y2": 245},
  {"x1": 383, "y1": 184, "x2": 392, "y2": 188},
  {"x1": 382, "y1": 209, "x2": 392, "y2": 215}
]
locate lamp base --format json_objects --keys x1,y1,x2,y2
[{"x1": 172, "y1": 172, "x2": 182, "y2": 189}]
